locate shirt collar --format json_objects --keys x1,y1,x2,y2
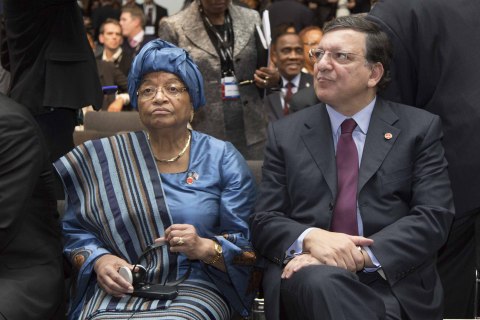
[
  {"x1": 282, "y1": 74, "x2": 301, "y2": 88},
  {"x1": 132, "y1": 30, "x2": 145, "y2": 44},
  {"x1": 102, "y1": 47, "x2": 123, "y2": 62},
  {"x1": 326, "y1": 97, "x2": 376, "y2": 136}
]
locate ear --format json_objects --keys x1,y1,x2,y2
[
  {"x1": 99, "y1": 33, "x2": 105, "y2": 45},
  {"x1": 367, "y1": 62, "x2": 384, "y2": 88}
]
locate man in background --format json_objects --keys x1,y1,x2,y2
[
  {"x1": 120, "y1": 6, "x2": 155, "y2": 58},
  {"x1": 2, "y1": 0, "x2": 103, "y2": 164},
  {"x1": 264, "y1": 30, "x2": 312, "y2": 121},
  {"x1": 141, "y1": 0, "x2": 168, "y2": 37},
  {"x1": 97, "y1": 18, "x2": 132, "y2": 77},
  {"x1": 0, "y1": 93, "x2": 65, "y2": 320},
  {"x1": 368, "y1": 1, "x2": 480, "y2": 317}
]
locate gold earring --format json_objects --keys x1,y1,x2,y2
[{"x1": 190, "y1": 111, "x2": 194, "y2": 123}]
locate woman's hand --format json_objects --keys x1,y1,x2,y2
[
  {"x1": 94, "y1": 254, "x2": 134, "y2": 297},
  {"x1": 160, "y1": 224, "x2": 212, "y2": 261}
]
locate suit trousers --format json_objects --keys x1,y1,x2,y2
[
  {"x1": 280, "y1": 265, "x2": 405, "y2": 320},
  {"x1": 437, "y1": 208, "x2": 479, "y2": 318},
  {"x1": 35, "y1": 108, "x2": 77, "y2": 200}
]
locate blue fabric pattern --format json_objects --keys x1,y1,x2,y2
[{"x1": 54, "y1": 131, "x2": 257, "y2": 319}]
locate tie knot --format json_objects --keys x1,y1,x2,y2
[
  {"x1": 341, "y1": 118, "x2": 357, "y2": 134},
  {"x1": 286, "y1": 82, "x2": 294, "y2": 89}
]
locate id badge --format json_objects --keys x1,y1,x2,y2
[
  {"x1": 145, "y1": 25, "x2": 155, "y2": 35},
  {"x1": 221, "y1": 76, "x2": 240, "y2": 101}
]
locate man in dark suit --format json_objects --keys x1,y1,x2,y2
[
  {"x1": 251, "y1": 16, "x2": 454, "y2": 320},
  {"x1": 267, "y1": 0, "x2": 317, "y2": 33},
  {"x1": 97, "y1": 18, "x2": 133, "y2": 78},
  {"x1": 0, "y1": 93, "x2": 65, "y2": 319},
  {"x1": 141, "y1": 0, "x2": 168, "y2": 37},
  {"x1": 289, "y1": 86, "x2": 320, "y2": 113},
  {"x1": 264, "y1": 31, "x2": 313, "y2": 122},
  {"x1": 120, "y1": 6, "x2": 156, "y2": 59},
  {"x1": 2, "y1": 0, "x2": 103, "y2": 163},
  {"x1": 367, "y1": 1, "x2": 480, "y2": 317}
]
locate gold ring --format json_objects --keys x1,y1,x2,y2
[
  {"x1": 177, "y1": 237, "x2": 185, "y2": 246},
  {"x1": 265, "y1": 76, "x2": 269, "y2": 80}
]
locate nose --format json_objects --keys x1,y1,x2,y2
[
  {"x1": 152, "y1": 87, "x2": 168, "y2": 101},
  {"x1": 315, "y1": 53, "x2": 333, "y2": 71}
]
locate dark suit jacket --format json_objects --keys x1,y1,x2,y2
[
  {"x1": 122, "y1": 34, "x2": 156, "y2": 59},
  {"x1": 367, "y1": 0, "x2": 480, "y2": 215},
  {"x1": 96, "y1": 60, "x2": 128, "y2": 110},
  {"x1": 2, "y1": 0, "x2": 103, "y2": 115},
  {"x1": 289, "y1": 85, "x2": 320, "y2": 113},
  {"x1": 251, "y1": 98, "x2": 454, "y2": 319},
  {"x1": 96, "y1": 48, "x2": 133, "y2": 78},
  {"x1": 264, "y1": 73, "x2": 313, "y2": 122},
  {"x1": 266, "y1": 0, "x2": 317, "y2": 33},
  {"x1": 141, "y1": 3, "x2": 168, "y2": 37},
  {"x1": 0, "y1": 94, "x2": 65, "y2": 319}
]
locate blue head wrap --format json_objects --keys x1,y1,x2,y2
[{"x1": 128, "y1": 39, "x2": 206, "y2": 110}]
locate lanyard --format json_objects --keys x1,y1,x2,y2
[{"x1": 200, "y1": 5, "x2": 235, "y2": 75}]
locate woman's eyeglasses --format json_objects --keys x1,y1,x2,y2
[{"x1": 137, "y1": 84, "x2": 188, "y2": 100}]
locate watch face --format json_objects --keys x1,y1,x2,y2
[{"x1": 215, "y1": 242, "x2": 223, "y2": 254}]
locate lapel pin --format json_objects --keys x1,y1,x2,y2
[
  {"x1": 186, "y1": 171, "x2": 199, "y2": 185},
  {"x1": 384, "y1": 132, "x2": 393, "y2": 140},
  {"x1": 306, "y1": 82, "x2": 311, "y2": 88}
]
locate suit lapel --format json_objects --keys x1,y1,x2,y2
[
  {"x1": 268, "y1": 92, "x2": 284, "y2": 120},
  {"x1": 182, "y1": 2, "x2": 218, "y2": 58},
  {"x1": 229, "y1": 5, "x2": 253, "y2": 57},
  {"x1": 358, "y1": 99, "x2": 400, "y2": 191},
  {"x1": 298, "y1": 73, "x2": 313, "y2": 90},
  {"x1": 301, "y1": 104, "x2": 337, "y2": 197}
]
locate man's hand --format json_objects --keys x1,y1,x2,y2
[
  {"x1": 303, "y1": 228, "x2": 373, "y2": 272},
  {"x1": 94, "y1": 254, "x2": 134, "y2": 297},
  {"x1": 254, "y1": 66, "x2": 279, "y2": 89},
  {"x1": 282, "y1": 253, "x2": 322, "y2": 279},
  {"x1": 107, "y1": 97, "x2": 124, "y2": 112}
]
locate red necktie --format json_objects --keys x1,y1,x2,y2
[
  {"x1": 284, "y1": 82, "x2": 294, "y2": 115},
  {"x1": 330, "y1": 119, "x2": 359, "y2": 235}
]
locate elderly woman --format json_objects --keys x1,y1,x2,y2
[{"x1": 55, "y1": 40, "x2": 257, "y2": 320}]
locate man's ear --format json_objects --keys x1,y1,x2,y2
[
  {"x1": 99, "y1": 33, "x2": 105, "y2": 45},
  {"x1": 367, "y1": 62, "x2": 384, "y2": 88}
]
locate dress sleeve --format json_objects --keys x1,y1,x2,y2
[
  {"x1": 202, "y1": 143, "x2": 259, "y2": 318},
  {"x1": 54, "y1": 158, "x2": 112, "y2": 317}
]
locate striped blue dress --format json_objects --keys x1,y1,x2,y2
[{"x1": 55, "y1": 131, "x2": 258, "y2": 320}]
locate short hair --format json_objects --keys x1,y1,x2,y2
[
  {"x1": 121, "y1": 6, "x2": 145, "y2": 28},
  {"x1": 271, "y1": 23, "x2": 298, "y2": 48},
  {"x1": 99, "y1": 18, "x2": 121, "y2": 34},
  {"x1": 323, "y1": 15, "x2": 392, "y2": 90},
  {"x1": 298, "y1": 26, "x2": 323, "y2": 40}
]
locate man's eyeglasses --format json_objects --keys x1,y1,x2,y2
[
  {"x1": 308, "y1": 48, "x2": 365, "y2": 64},
  {"x1": 137, "y1": 84, "x2": 188, "y2": 100}
]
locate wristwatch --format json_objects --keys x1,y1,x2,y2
[{"x1": 203, "y1": 241, "x2": 223, "y2": 265}]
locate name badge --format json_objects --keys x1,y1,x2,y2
[
  {"x1": 145, "y1": 26, "x2": 155, "y2": 35},
  {"x1": 221, "y1": 76, "x2": 240, "y2": 101}
]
